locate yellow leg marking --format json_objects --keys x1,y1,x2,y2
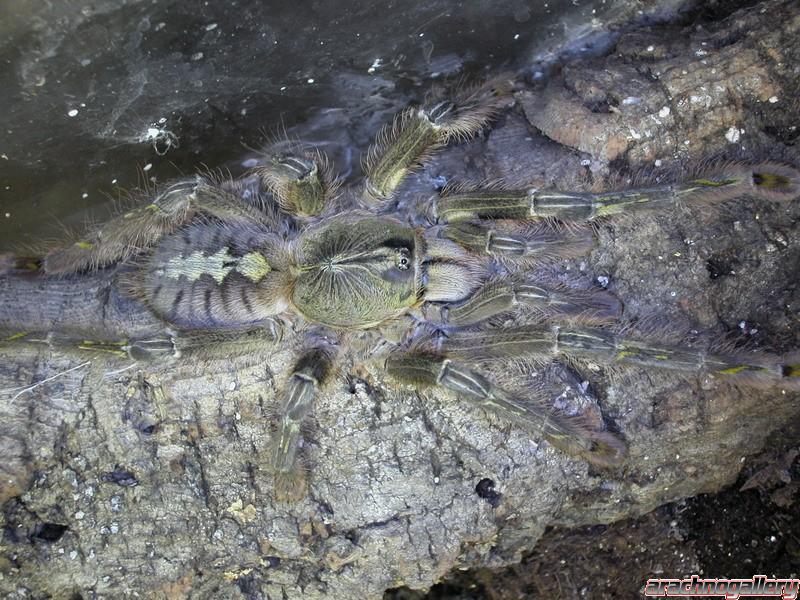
[
  {"x1": 717, "y1": 365, "x2": 768, "y2": 375},
  {"x1": 80, "y1": 340, "x2": 126, "y2": 347},
  {"x1": 77, "y1": 341, "x2": 128, "y2": 357},
  {"x1": 3, "y1": 332, "x2": 31, "y2": 341},
  {"x1": 691, "y1": 178, "x2": 739, "y2": 187},
  {"x1": 753, "y1": 173, "x2": 790, "y2": 189},
  {"x1": 785, "y1": 365, "x2": 800, "y2": 377}
]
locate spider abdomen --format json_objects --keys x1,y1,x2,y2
[{"x1": 142, "y1": 222, "x2": 290, "y2": 329}]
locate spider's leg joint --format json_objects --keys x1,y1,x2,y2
[
  {"x1": 124, "y1": 332, "x2": 179, "y2": 362},
  {"x1": 434, "y1": 357, "x2": 451, "y2": 385},
  {"x1": 421, "y1": 101, "x2": 457, "y2": 129},
  {"x1": 436, "y1": 358, "x2": 493, "y2": 401},
  {"x1": 429, "y1": 194, "x2": 440, "y2": 224}
]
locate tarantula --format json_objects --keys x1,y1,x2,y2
[{"x1": 3, "y1": 78, "x2": 800, "y2": 501}]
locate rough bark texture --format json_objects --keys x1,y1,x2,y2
[
  {"x1": 0, "y1": 269, "x2": 163, "y2": 340},
  {"x1": 2, "y1": 1, "x2": 800, "y2": 598}
]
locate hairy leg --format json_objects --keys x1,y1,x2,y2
[
  {"x1": 43, "y1": 178, "x2": 279, "y2": 275},
  {"x1": 255, "y1": 149, "x2": 339, "y2": 218},
  {"x1": 0, "y1": 320, "x2": 285, "y2": 362},
  {"x1": 430, "y1": 279, "x2": 621, "y2": 327},
  {"x1": 440, "y1": 220, "x2": 595, "y2": 265},
  {"x1": 362, "y1": 78, "x2": 510, "y2": 202},
  {"x1": 385, "y1": 351, "x2": 626, "y2": 468},
  {"x1": 267, "y1": 338, "x2": 338, "y2": 502},
  {"x1": 440, "y1": 324, "x2": 800, "y2": 390},
  {"x1": 431, "y1": 161, "x2": 800, "y2": 223}
]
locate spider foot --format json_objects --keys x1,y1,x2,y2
[{"x1": 273, "y1": 467, "x2": 309, "y2": 504}]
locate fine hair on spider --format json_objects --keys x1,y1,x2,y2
[
  {"x1": 2, "y1": 73, "x2": 800, "y2": 501},
  {"x1": 361, "y1": 75, "x2": 514, "y2": 202}
]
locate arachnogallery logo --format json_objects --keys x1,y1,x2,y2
[{"x1": 644, "y1": 575, "x2": 800, "y2": 599}]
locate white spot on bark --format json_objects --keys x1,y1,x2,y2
[{"x1": 725, "y1": 126, "x2": 741, "y2": 143}]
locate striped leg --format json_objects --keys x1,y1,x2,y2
[
  {"x1": 433, "y1": 280, "x2": 621, "y2": 327},
  {"x1": 1, "y1": 321, "x2": 284, "y2": 362},
  {"x1": 128, "y1": 323, "x2": 285, "y2": 361},
  {"x1": 386, "y1": 352, "x2": 626, "y2": 467},
  {"x1": 440, "y1": 220, "x2": 595, "y2": 265},
  {"x1": 439, "y1": 324, "x2": 800, "y2": 390},
  {"x1": 268, "y1": 340, "x2": 337, "y2": 502},
  {"x1": 432, "y1": 162, "x2": 800, "y2": 224},
  {"x1": 363, "y1": 79, "x2": 509, "y2": 202},
  {"x1": 44, "y1": 178, "x2": 277, "y2": 275}
]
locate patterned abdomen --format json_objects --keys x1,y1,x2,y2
[{"x1": 143, "y1": 223, "x2": 288, "y2": 329}]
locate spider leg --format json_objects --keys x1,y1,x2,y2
[
  {"x1": 1, "y1": 320, "x2": 286, "y2": 362},
  {"x1": 431, "y1": 279, "x2": 621, "y2": 327},
  {"x1": 127, "y1": 322, "x2": 286, "y2": 361},
  {"x1": 255, "y1": 149, "x2": 339, "y2": 217},
  {"x1": 43, "y1": 178, "x2": 276, "y2": 275},
  {"x1": 268, "y1": 339, "x2": 337, "y2": 502},
  {"x1": 385, "y1": 351, "x2": 626, "y2": 467},
  {"x1": 362, "y1": 78, "x2": 509, "y2": 202},
  {"x1": 432, "y1": 161, "x2": 800, "y2": 223},
  {"x1": 440, "y1": 220, "x2": 595, "y2": 265},
  {"x1": 0, "y1": 252, "x2": 42, "y2": 274},
  {"x1": 439, "y1": 324, "x2": 800, "y2": 390}
]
